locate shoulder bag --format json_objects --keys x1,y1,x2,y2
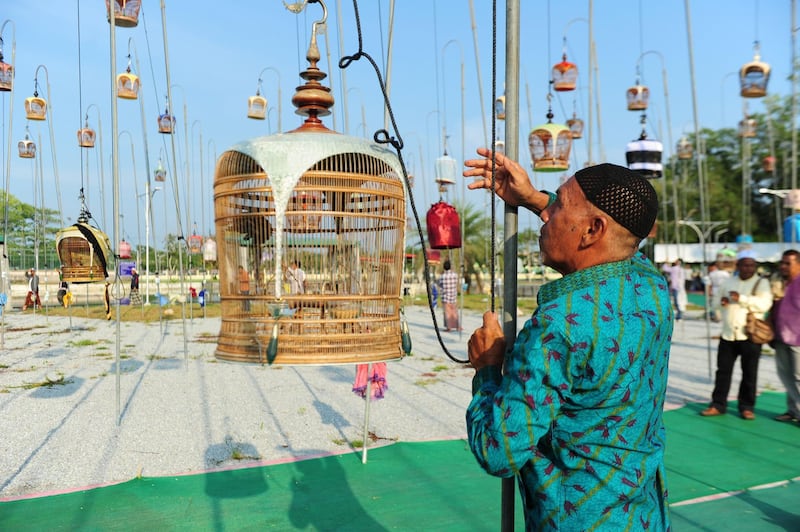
[{"x1": 745, "y1": 277, "x2": 775, "y2": 344}]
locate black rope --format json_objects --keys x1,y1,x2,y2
[{"x1": 339, "y1": 0, "x2": 467, "y2": 364}]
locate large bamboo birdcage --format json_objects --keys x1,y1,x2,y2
[
  {"x1": 214, "y1": 134, "x2": 406, "y2": 365},
  {"x1": 214, "y1": 0, "x2": 406, "y2": 365}
]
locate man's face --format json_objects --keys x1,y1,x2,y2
[
  {"x1": 779, "y1": 253, "x2": 800, "y2": 281},
  {"x1": 737, "y1": 258, "x2": 757, "y2": 280},
  {"x1": 539, "y1": 177, "x2": 593, "y2": 275}
]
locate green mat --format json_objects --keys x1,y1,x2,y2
[
  {"x1": 2, "y1": 393, "x2": 799, "y2": 530},
  {"x1": 665, "y1": 391, "x2": 800, "y2": 504}
]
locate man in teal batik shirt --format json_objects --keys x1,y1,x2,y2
[{"x1": 463, "y1": 151, "x2": 672, "y2": 531}]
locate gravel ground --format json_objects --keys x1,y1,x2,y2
[{"x1": 0, "y1": 305, "x2": 785, "y2": 500}]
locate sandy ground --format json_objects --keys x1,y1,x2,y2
[{"x1": 0, "y1": 304, "x2": 785, "y2": 500}]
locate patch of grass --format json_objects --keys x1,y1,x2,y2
[
  {"x1": 415, "y1": 377, "x2": 440, "y2": 386},
  {"x1": 147, "y1": 354, "x2": 168, "y2": 361},
  {"x1": 67, "y1": 338, "x2": 101, "y2": 347},
  {"x1": 432, "y1": 365, "x2": 449, "y2": 372},
  {"x1": 12, "y1": 373, "x2": 71, "y2": 390},
  {"x1": 230, "y1": 447, "x2": 260, "y2": 461},
  {"x1": 331, "y1": 438, "x2": 347, "y2": 446},
  {"x1": 0, "y1": 364, "x2": 9, "y2": 369}
]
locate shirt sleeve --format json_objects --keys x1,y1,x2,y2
[
  {"x1": 466, "y1": 319, "x2": 570, "y2": 477},
  {"x1": 742, "y1": 278, "x2": 774, "y2": 315}
]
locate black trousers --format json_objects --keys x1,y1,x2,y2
[{"x1": 711, "y1": 338, "x2": 762, "y2": 413}]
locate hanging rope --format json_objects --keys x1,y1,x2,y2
[
  {"x1": 76, "y1": 0, "x2": 85, "y2": 195},
  {"x1": 340, "y1": 0, "x2": 480, "y2": 364}
]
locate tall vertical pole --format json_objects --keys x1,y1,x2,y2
[
  {"x1": 161, "y1": 0, "x2": 189, "y2": 364},
  {"x1": 501, "y1": 4, "x2": 520, "y2": 531},
  {"x1": 587, "y1": 0, "x2": 593, "y2": 165},
  {"x1": 791, "y1": 0, "x2": 798, "y2": 246},
  {"x1": 109, "y1": 4, "x2": 122, "y2": 424},
  {"x1": 1, "y1": 20, "x2": 15, "y2": 349}
]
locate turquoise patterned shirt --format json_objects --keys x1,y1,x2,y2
[{"x1": 467, "y1": 252, "x2": 673, "y2": 531}]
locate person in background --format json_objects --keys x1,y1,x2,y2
[
  {"x1": 662, "y1": 258, "x2": 687, "y2": 320},
  {"x1": 22, "y1": 268, "x2": 41, "y2": 311},
  {"x1": 773, "y1": 249, "x2": 800, "y2": 423},
  {"x1": 707, "y1": 261, "x2": 731, "y2": 322},
  {"x1": 464, "y1": 149, "x2": 671, "y2": 530},
  {"x1": 238, "y1": 265, "x2": 251, "y2": 311},
  {"x1": 437, "y1": 259, "x2": 460, "y2": 331},
  {"x1": 129, "y1": 267, "x2": 142, "y2": 305},
  {"x1": 286, "y1": 260, "x2": 306, "y2": 295},
  {"x1": 56, "y1": 272, "x2": 70, "y2": 308},
  {"x1": 701, "y1": 250, "x2": 773, "y2": 420}
]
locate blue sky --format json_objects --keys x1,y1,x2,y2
[{"x1": 0, "y1": 0, "x2": 795, "y2": 250}]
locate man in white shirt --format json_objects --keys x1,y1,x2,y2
[
  {"x1": 707, "y1": 262, "x2": 731, "y2": 322},
  {"x1": 286, "y1": 260, "x2": 305, "y2": 295},
  {"x1": 701, "y1": 250, "x2": 773, "y2": 420}
]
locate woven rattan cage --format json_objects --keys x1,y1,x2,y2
[{"x1": 213, "y1": 133, "x2": 407, "y2": 365}]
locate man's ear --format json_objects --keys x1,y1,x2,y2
[{"x1": 581, "y1": 215, "x2": 608, "y2": 247}]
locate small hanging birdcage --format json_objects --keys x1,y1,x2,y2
[
  {"x1": 740, "y1": 41, "x2": 770, "y2": 98},
  {"x1": 566, "y1": 111, "x2": 584, "y2": 139},
  {"x1": 154, "y1": 158, "x2": 167, "y2": 182},
  {"x1": 247, "y1": 76, "x2": 268, "y2": 119},
  {"x1": 106, "y1": 0, "x2": 141, "y2": 28},
  {"x1": 763, "y1": 155, "x2": 776, "y2": 173},
  {"x1": 18, "y1": 130, "x2": 35, "y2": 159},
  {"x1": 158, "y1": 97, "x2": 175, "y2": 134},
  {"x1": 0, "y1": 46, "x2": 12, "y2": 92},
  {"x1": 626, "y1": 83, "x2": 649, "y2": 111},
  {"x1": 626, "y1": 134, "x2": 663, "y2": 179},
  {"x1": 494, "y1": 93, "x2": 506, "y2": 121},
  {"x1": 25, "y1": 86, "x2": 46, "y2": 120},
  {"x1": 202, "y1": 237, "x2": 217, "y2": 262},
  {"x1": 434, "y1": 150, "x2": 458, "y2": 187},
  {"x1": 57, "y1": 203, "x2": 111, "y2": 284},
  {"x1": 426, "y1": 201, "x2": 461, "y2": 250},
  {"x1": 118, "y1": 239, "x2": 132, "y2": 259},
  {"x1": 739, "y1": 116, "x2": 757, "y2": 138},
  {"x1": 116, "y1": 62, "x2": 139, "y2": 100},
  {"x1": 529, "y1": 100, "x2": 572, "y2": 172},
  {"x1": 676, "y1": 136, "x2": 693, "y2": 160},
  {"x1": 77, "y1": 117, "x2": 96, "y2": 148},
  {"x1": 552, "y1": 53, "x2": 578, "y2": 92}
]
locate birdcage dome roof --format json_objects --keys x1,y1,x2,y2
[{"x1": 226, "y1": 131, "x2": 405, "y2": 210}]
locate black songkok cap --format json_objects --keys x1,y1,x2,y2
[{"x1": 574, "y1": 163, "x2": 658, "y2": 239}]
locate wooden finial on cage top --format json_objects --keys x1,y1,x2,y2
[{"x1": 289, "y1": 0, "x2": 335, "y2": 133}]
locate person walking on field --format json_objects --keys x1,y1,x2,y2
[
  {"x1": 22, "y1": 268, "x2": 41, "y2": 311},
  {"x1": 701, "y1": 250, "x2": 773, "y2": 420},
  {"x1": 464, "y1": 149, "x2": 672, "y2": 531},
  {"x1": 438, "y1": 259, "x2": 460, "y2": 331},
  {"x1": 773, "y1": 249, "x2": 800, "y2": 423},
  {"x1": 662, "y1": 258, "x2": 687, "y2": 320},
  {"x1": 129, "y1": 267, "x2": 142, "y2": 305}
]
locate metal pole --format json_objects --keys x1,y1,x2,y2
[
  {"x1": 109, "y1": 3, "x2": 122, "y2": 425},
  {"x1": 501, "y1": 3, "x2": 520, "y2": 531},
  {"x1": 1, "y1": 20, "x2": 15, "y2": 349},
  {"x1": 161, "y1": 0, "x2": 189, "y2": 364}
]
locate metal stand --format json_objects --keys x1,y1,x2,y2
[{"x1": 361, "y1": 362, "x2": 372, "y2": 464}]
